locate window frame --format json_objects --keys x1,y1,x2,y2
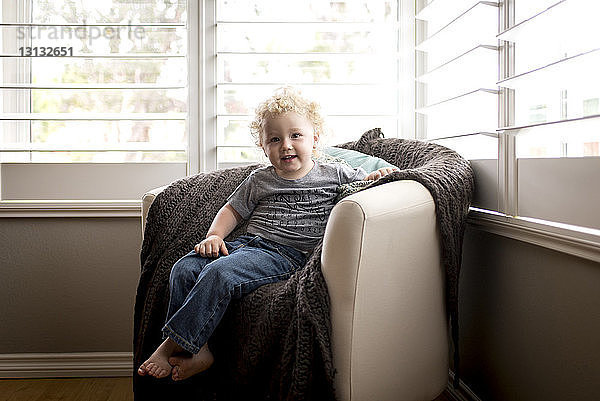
[
  {"x1": 494, "y1": 0, "x2": 600, "y2": 257},
  {"x1": 0, "y1": 0, "x2": 198, "y2": 216},
  {"x1": 206, "y1": 0, "x2": 412, "y2": 171},
  {"x1": 415, "y1": 0, "x2": 600, "y2": 261},
  {"x1": 1, "y1": 0, "x2": 415, "y2": 216}
]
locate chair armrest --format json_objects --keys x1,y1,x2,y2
[
  {"x1": 141, "y1": 185, "x2": 168, "y2": 239},
  {"x1": 321, "y1": 180, "x2": 448, "y2": 401}
]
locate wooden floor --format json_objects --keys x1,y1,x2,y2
[
  {"x1": 0, "y1": 377, "x2": 133, "y2": 401},
  {"x1": 0, "y1": 377, "x2": 454, "y2": 401}
]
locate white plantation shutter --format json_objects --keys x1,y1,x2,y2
[
  {"x1": 498, "y1": 0, "x2": 600, "y2": 229},
  {"x1": 0, "y1": 0, "x2": 190, "y2": 201},
  {"x1": 416, "y1": 0, "x2": 500, "y2": 211},
  {"x1": 417, "y1": 0, "x2": 600, "y2": 233},
  {"x1": 211, "y1": 0, "x2": 404, "y2": 170}
]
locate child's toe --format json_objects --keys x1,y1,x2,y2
[
  {"x1": 148, "y1": 364, "x2": 157, "y2": 376},
  {"x1": 137, "y1": 364, "x2": 147, "y2": 376}
]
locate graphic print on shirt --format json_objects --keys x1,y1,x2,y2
[{"x1": 264, "y1": 187, "x2": 330, "y2": 235}]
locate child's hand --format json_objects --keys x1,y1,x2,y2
[
  {"x1": 195, "y1": 235, "x2": 229, "y2": 258},
  {"x1": 365, "y1": 167, "x2": 399, "y2": 181}
]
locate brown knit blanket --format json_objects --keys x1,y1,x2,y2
[{"x1": 133, "y1": 129, "x2": 474, "y2": 400}]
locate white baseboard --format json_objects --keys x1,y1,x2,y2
[
  {"x1": 0, "y1": 352, "x2": 132, "y2": 378},
  {"x1": 446, "y1": 370, "x2": 483, "y2": 401}
]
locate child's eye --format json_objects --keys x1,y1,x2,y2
[
  {"x1": 270, "y1": 137, "x2": 280, "y2": 142},
  {"x1": 291, "y1": 133, "x2": 301, "y2": 138}
]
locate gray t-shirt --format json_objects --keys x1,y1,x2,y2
[{"x1": 227, "y1": 161, "x2": 367, "y2": 252}]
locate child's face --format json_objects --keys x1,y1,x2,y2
[{"x1": 260, "y1": 112, "x2": 319, "y2": 180}]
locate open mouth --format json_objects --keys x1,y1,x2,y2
[{"x1": 281, "y1": 155, "x2": 297, "y2": 161}]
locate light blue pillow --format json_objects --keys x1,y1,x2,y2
[{"x1": 323, "y1": 146, "x2": 396, "y2": 173}]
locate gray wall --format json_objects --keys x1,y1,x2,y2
[
  {"x1": 458, "y1": 226, "x2": 600, "y2": 401},
  {"x1": 1, "y1": 216, "x2": 599, "y2": 401},
  {"x1": 0, "y1": 217, "x2": 140, "y2": 353}
]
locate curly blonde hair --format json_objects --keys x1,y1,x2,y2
[{"x1": 249, "y1": 86, "x2": 325, "y2": 148}]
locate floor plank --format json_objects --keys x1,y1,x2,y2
[
  {"x1": 0, "y1": 378, "x2": 133, "y2": 401},
  {"x1": 107, "y1": 377, "x2": 134, "y2": 401},
  {"x1": 0, "y1": 377, "x2": 453, "y2": 401},
  {"x1": 1, "y1": 379, "x2": 46, "y2": 401}
]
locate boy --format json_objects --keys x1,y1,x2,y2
[{"x1": 138, "y1": 87, "x2": 396, "y2": 380}]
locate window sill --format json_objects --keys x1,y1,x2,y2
[
  {"x1": 468, "y1": 208, "x2": 600, "y2": 263},
  {"x1": 0, "y1": 200, "x2": 141, "y2": 218}
]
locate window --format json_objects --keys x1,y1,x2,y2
[
  {"x1": 416, "y1": 0, "x2": 600, "y2": 239},
  {"x1": 206, "y1": 0, "x2": 408, "y2": 170},
  {"x1": 2, "y1": 0, "x2": 413, "y2": 206},
  {"x1": 415, "y1": 0, "x2": 500, "y2": 211},
  {"x1": 0, "y1": 0, "x2": 191, "y2": 203}
]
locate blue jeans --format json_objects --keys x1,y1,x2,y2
[{"x1": 162, "y1": 235, "x2": 307, "y2": 354}]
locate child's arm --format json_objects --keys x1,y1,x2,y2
[
  {"x1": 365, "y1": 167, "x2": 399, "y2": 181},
  {"x1": 194, "y1": 203, "x2": 242, "y2": 257}
]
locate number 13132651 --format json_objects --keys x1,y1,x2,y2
[{"x1": 19, "y1": 46, "x2": 73, "y2": 57}]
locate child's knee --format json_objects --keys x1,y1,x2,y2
[
  {"x1": 200, "y1": 260, "x2": 235, "y2": 287},
  {"x1": 170, "y1": 254, "x2": 208, "y2": 285}
]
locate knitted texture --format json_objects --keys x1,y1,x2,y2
[{"x1": 133, "y1": 129, "x2": 474, "y2": 400}]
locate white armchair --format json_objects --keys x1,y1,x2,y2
[{"x1": 141, "y1": 179, "x2": 448, "y2": 401}]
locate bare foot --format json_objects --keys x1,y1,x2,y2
[
  {"x1": 169, "y1": 343, "x2": 214, "y2": 381},
  {"x1": 138, "y1": 338, "x2": 183, "y2": 379}
]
